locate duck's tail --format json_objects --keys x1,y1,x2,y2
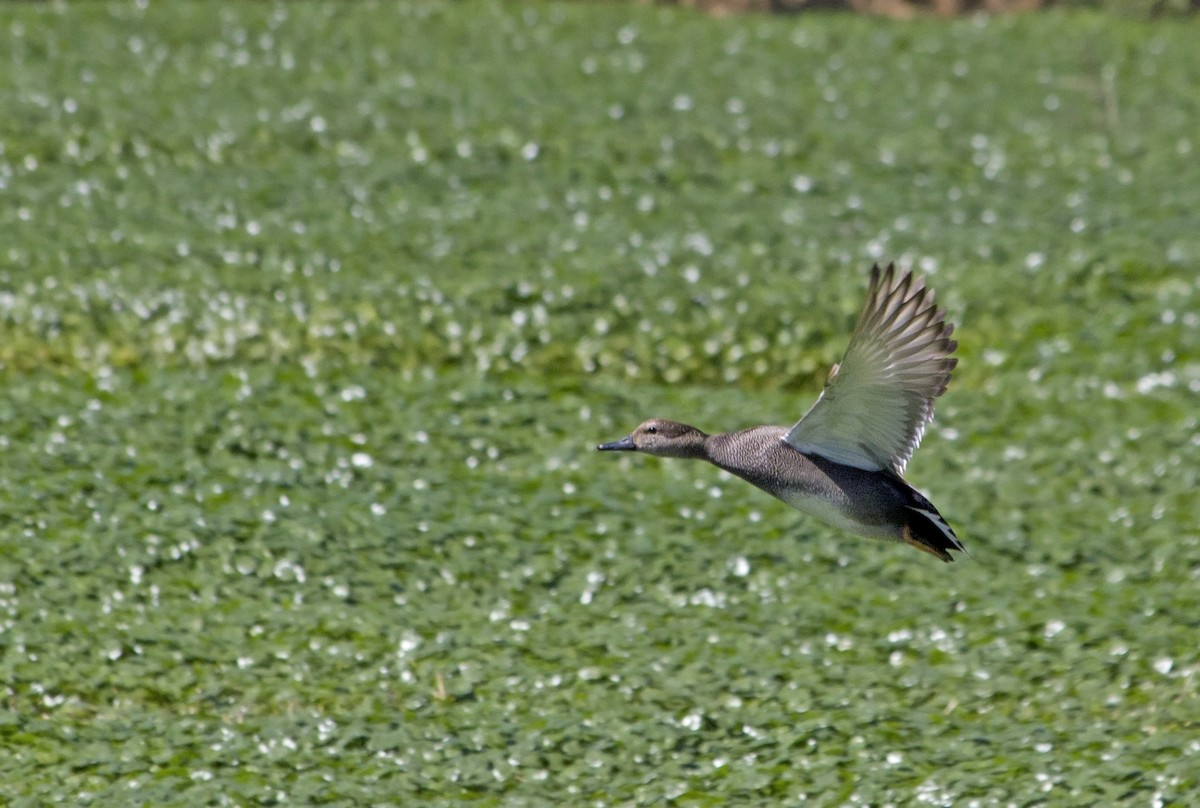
[{"x1": 900, "y1": 494, "x2": 967, "y2": 563}]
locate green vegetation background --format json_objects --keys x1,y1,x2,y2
[{"x1": 1, "y1": 1, "x2": 1197, "y2": 804}]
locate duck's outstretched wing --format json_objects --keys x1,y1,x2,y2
[{"x1": 784, "y1": 263, "x2": 957, "y2": 475}]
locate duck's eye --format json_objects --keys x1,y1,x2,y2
[{"x1": 645, "y1": 425, "x2": 657, "y2": 434}]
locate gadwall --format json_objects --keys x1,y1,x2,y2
[{"x1": 598, "y1": 263, "x2": 965, "y2": 562}]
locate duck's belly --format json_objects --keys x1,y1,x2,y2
[{"x1": 772, "y1": 487, "x2": 898, "y2": 541}]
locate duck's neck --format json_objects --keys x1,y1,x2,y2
[
  {"x1": 658, "y1": 430, "x2": 709, "y2": 460},
  {"x1": 683, "y1": 432, "x2": 712, "y2": 460},
  {"x1": 645, "y1": 425, "x2": 710, "y2": 460}
]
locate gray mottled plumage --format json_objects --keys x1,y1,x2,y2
[{"x1": 598, "y1": 263, "x2": 965, "y2": 562}]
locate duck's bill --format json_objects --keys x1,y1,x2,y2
[{"x1": 597, "y1": 435, "x2": 635, "y2": 451}]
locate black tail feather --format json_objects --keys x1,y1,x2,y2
[{"x1": 902, "y1": 505, "x2": 967, "y2": 563}]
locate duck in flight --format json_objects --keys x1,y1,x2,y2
[{"x1": 598, "y1": 263, "x2": 966, "y2": 561}]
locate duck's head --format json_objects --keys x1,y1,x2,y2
[{"x1": 597, "y1": 419, "x2": 707, "y2": 459}]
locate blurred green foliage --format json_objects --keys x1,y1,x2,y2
[{"x1": 0, "y1": 2, "x2": 1197, "y2": 805}]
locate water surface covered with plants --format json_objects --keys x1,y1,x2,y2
[{"x1": 1, "y1": 2, "x2": 1197, "y2": 804}]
